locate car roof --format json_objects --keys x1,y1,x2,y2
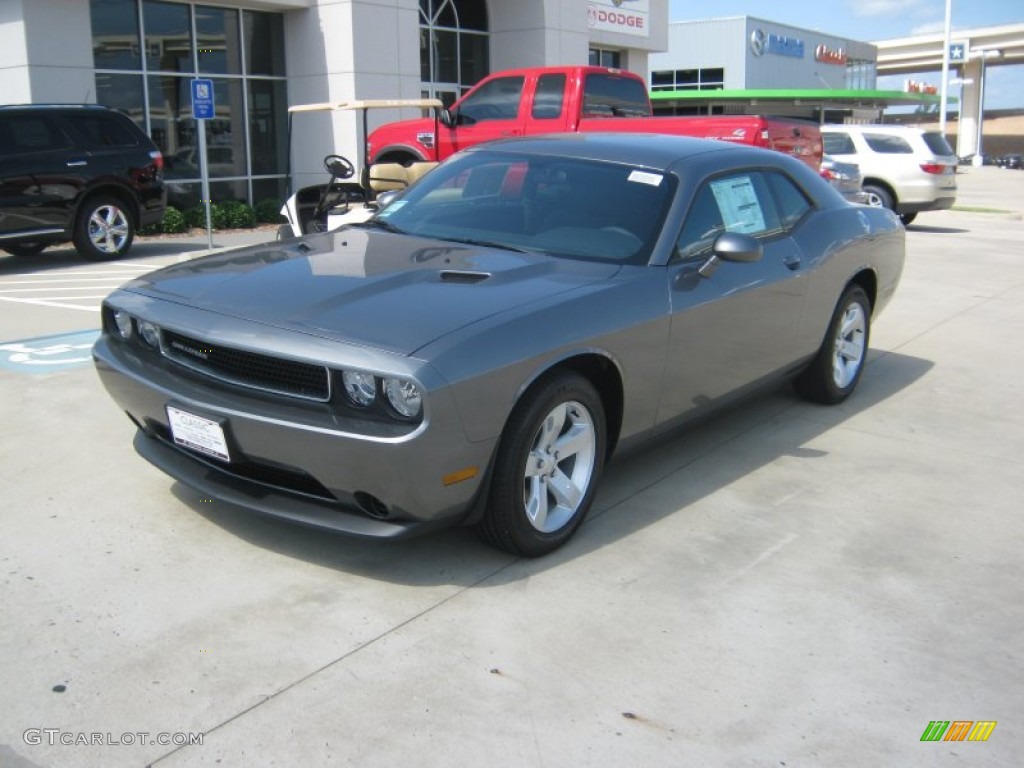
[
  {"x1": 0, "y1": 103, "x2": 119, "y2": 113},
  {"x1": 822, "y1": 123, "x2": 930, "y2": 135},
  {"x1": 465, "y1": 132, "x2": 749, "y2": 169}
]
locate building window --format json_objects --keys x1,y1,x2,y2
[
  {"x1": 90, "y1": 0, "x2": 288, "y2": 209},
  {"x1": 589, "y1": 48, "x2": 621, "y2": 69},
  {"x1": 650, "y1": 68, "x2": 725, "y2": 92},
  {"x1": 419, "y1": 0, "x2": 489, "y2": 108},
  {"x1": 845, "y1": 59, "x2": 876, "y2": 90}
]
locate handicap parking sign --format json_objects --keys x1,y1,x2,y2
[{"x1": 191, "y1": 78, "x2": 215, "y2": 120}]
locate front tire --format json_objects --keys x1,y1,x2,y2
[
  {"x1": 478, "y1": 373, "x2": 606, "y2": 557},
  {"x1": 73, "y1": 196, "x2": 135, "y2": 261},
  {"x1": 899, "y1": 212, "x2": 918, "y2": 226},
  {"x1": 795, "y1": 285, "x2": 871, "y2": 404}
]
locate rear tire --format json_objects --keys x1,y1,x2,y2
[
  {"x1": 899, "y1": 212, "x2": 918, "y2": 226},
  {"x1": 73, "y1": 196, "x2": 135, "y2": 261},
  {"x1": 795, "y1": 285, "x2": 871, "y2": 404},
  {"x1": 478, "y1": 372, "x2": 606, "y2": 557},
  {"x1": 863, "y1": 184, "x2": 893, "y2": 212},
  {"x1": 3, "y1": 242, "x2": 47, "y2": 257}
]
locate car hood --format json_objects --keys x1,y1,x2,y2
[{"x1": 121, "y1": 228, "x2": 620, "y2": 355}]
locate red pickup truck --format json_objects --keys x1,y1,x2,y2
[{"x1": 367, "y1": 66, "x2": 822, "y2": 170}]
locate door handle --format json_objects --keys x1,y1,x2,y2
[
  {"x1": 782, "y1": 252, "x2": 801, "y2": 270},
  {"x1": 66, "y1": 160, "x2": 88, "y2": 167}
]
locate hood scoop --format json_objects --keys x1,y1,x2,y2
[{"x1": 439, "y1": 269, "x2": 491, "y2": 284}]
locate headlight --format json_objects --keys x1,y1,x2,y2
[
  {"x1": 138, "y1": 320, "x2": 160, "y2": 348},
  {"x1": 113, "y1": 309, "x2": 133, "y2": 339},
  {"x1": 384, "y1": 377, "x2": 422, "y2": 419},
  {"x1": 342, "y1": 370, "x2": 377, "y2": 407}
]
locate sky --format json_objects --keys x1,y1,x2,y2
[{"x1": 668, "y1": 0, "x2": 1024, "y2": 110}]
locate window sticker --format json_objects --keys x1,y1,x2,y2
[
  {"x1": 628, "y1": 170, "x2": 663, "y2": 186},
  {"x1": 376, "y1": 200, "x2": 407, "y2": 217},
  {"x1": 709, "y1": 176, "x2": 765, "y2": 234}
]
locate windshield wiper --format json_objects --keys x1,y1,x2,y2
[
  {"x1": 436, "y1": 235, "x2": 530, "y2": 254},
  {"x1": 351, "y1": 218, "x2": 405, "y2": 234}
]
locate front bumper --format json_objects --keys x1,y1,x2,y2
[{"x1": 93, "y1": 335, "x2": 496, "y2": 539}]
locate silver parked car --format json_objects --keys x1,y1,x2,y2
[
  {"x1": 821, "y1": 123, "x2": 957, "y2": 225},
  {"x1": 93, "y1": 134, "x2": 905, "y2": 556},
  {"x1": 820, "y1": 154, "x2": 870, "y2": 205}
]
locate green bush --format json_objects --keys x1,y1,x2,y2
[
  {"x1": 138, "y1": 206, "x2": 188, "y2": 236},
  {"x1": 220, "y1": 200, "x2": 257, "y2": 229},
  {"x1": 254, "y1": 197, "x2": 286, "y2": 224},
  {"x1": 185, "y1": 205, "x2": 208, "y2": 229},
  {"x1": 161, "y1": 206, "x2": 189, "y2": 234}
]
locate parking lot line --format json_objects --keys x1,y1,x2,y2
[{"x1": 0, "y1": 296, "x2": 105, "y2": 311}]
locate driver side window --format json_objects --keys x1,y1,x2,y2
[
  {"x1": 675, "y1": 172, "x2": 781, "y2": 261},
  {"x1": 458, "y1": 76, "x2": 525, "y2": 124}
]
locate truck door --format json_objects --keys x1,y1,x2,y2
[{"x1": 441, "y1": 75, "x2": 527, "y2": 156}]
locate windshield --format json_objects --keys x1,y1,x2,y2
[{"x1": 373, "y1": 150, "x2": 676, "y2": 264}]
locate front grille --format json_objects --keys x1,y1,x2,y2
[{"x1": 161, "y1": 329, "x2": 331, "y2": 402}]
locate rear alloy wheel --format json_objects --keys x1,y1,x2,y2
[
  {"x1": 478, "y1": 373, "x2": 606, "y2": 557},
  {"x1": 862, "y1": 184, "x2": 893, "y2": 212},
  {"x1": 73, "y1": 196, "x2": 134, "y2": 261},
  {"x1": 3, "y1": 242, "x2": 47, "y2": 257},
  {"x1": 795, "y1": 285, "x2": 871, "y2": 404}
]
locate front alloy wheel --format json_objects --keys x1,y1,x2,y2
[{"x1": 479, "y1": 372, "x2": 606, "y2": 556}]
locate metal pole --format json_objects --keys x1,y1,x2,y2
[
  {"x1": 939, "y1": 0, "x2": 952, "y2": 135},
  {"x1": 976, "y1": 54, "x2": 987, "y2": 160},
  {"x1": 198, "y1": 117, "x2": 213, "y2": 251}
]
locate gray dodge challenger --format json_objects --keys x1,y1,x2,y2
[{"x1": 93, "y1": 133, "x2": 905, "y2": 556}]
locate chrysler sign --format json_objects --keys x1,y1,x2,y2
[{"x1": 587, "y1": 0, "x2": 649, "y2": 38}]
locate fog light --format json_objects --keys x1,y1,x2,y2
[
  {"x1": 138, "y1": 320, "x2": 160, "y2": 348},
  {"x1": 384, "y1": 377, "x2": 422, "y2": 420},
  {"x1": 113, "y1": 310, "x2": 133, "y2": 339},
  {"x1": 342, "y1": 370, "x2": 377, "y2": 407}
]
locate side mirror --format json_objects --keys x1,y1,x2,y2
[
  {"x1": 698, "y1": 232, "x2": 762, "y2": 278},
  {"x1": 375, "y1": 189, "x2": 403, "y2": 211},
  {"x1": 439, "y1": 109, "x2": 455, "y2": 128}
]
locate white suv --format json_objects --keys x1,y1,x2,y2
[{"x1": 821, "y1": 124, "x2": 957, "y2": 225}]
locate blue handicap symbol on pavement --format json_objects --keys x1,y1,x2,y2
[{"x1": 0, "y1": 330, "x2": 100, "y2": 373}]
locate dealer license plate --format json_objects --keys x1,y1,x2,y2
[{"x1": 166, "y1": 405, "x2": 230, "y2": 462}]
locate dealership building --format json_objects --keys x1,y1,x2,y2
[
  {"x1": 1, "y1": 0, "x2": 669, "y2": 207},
  {"x1": 5, "y1": 2, "x2": 966, "y2": 210}
]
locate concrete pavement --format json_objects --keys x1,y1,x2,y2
[{"x1": 0, "y1": 165, "x2": 1022, "y2": 767}]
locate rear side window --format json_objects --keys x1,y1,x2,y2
[
  {"x1": 63, "y1": 112, "x2": 141, "y2": 147},
  {"x1": 863, "y1": 134, "x2": 913, "y2": 154},
  {"x1": 922, "y1": 132, "x2": 955, "y2": 156},
  {"x1": 0, "y1": 114, "x2": 71, "y2": 154},
  {"x1": 764, "y1": 172, "x2": 812, "y2": 228},
  {"x1": 582, "y1": 74, "x2": 650, "y2": 117},
  {"x1": 532, "y1": 74, "x2": 566, "y2": 119},
  {"x1": 823, "y1": 132, "x2": 856, "y2": 155}
]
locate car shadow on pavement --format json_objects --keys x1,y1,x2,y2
[
  {"x1": 179, "y1": 350, "x2": 933, "y2": 586},
  {"x1": 0, "y1": 241, "x2": 212, "y2": 275},
  {"x1": 905, "y1": 224, "x2": 969, "y2": 234}
]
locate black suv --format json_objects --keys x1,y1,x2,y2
[{"x1": 0, "y1": 104, "x2": 165, "y2": 260}]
